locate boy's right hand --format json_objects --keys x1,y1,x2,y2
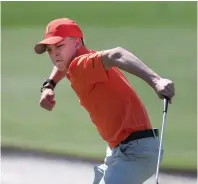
[
  {"x1": 40, "y1": 88, "x2": 56, "y2": 111},
  {"x1": 153, "y1": 77, "x2": 175, "y2": 104}
]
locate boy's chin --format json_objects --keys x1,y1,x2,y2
[{"x1": 56, "y1": 65, "x2": 67, "y2": 71}]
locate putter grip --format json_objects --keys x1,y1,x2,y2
[{"x1": 163, "y1": 97, "x2": 169, "y2": 113}]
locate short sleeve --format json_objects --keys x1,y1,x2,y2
[{"x1": 69, "y1": 51, "x2": 108, "y2": 85}]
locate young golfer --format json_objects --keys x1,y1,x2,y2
[{"x1": 34, "y1": 18, "x2": 175, "y2": 184}]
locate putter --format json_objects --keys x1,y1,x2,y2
[{"x1": 155, "y1": 97, "x2": 169, "y2": 184}]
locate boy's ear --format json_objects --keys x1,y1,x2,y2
[{"x1": 75, "y1": 38, "x2": 82, "y2": 49}]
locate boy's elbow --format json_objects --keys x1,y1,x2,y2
[
  {"x1": 102, "y1": 47, "x2": 125, "y2": 69},
  {"x1": 109, "y1": 47, "x2": 124, "y2": 61}
]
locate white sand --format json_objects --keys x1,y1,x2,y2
[{"x1": 1, "y1": 154, "x2": 197, "y2": 184}]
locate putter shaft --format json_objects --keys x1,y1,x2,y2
[{"x1": 155, "y1": 98, "x2": 169, "y2": 184}]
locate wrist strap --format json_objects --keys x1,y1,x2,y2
[
  {"x1": 43, "y1": 79, "x2": 56, "y2": 88},
  {"x1": 40, "y1": 85, "x2": 54, "y2": 93},
  {"x1": 41, "y1": 79, "x2": 56, "y2": 93}
]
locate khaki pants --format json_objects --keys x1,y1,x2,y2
[{"x1": 93, "y1": 136, "x2": 163, "y2": 184}]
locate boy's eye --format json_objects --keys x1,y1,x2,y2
[
  {"x1": 46, "y1": 48, "x2": 51, "y2": 52},
  {"x1": 57, "y1": 44, "x2": 64, "y2": 48}
]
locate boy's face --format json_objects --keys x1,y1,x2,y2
[{"x1": 46, "y1": 37, "x2": 78, "y2": 71}]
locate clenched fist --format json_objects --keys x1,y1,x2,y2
[
  {"x1": 40, "y1": 88, "x2": 56, "y2": 111},
  {"x1": 153, "y1": 78, "x2": 175, "y2": 103}
]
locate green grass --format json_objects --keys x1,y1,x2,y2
[
  {"x1": 1, "y1": 1, "x2": 197, "y2": 171},
  {"x1": 2, "y1": 1, "x2": 196, "y2": 28},
  {"x1": 2, "y1": 26, "x2": 196, "y2": 170}
]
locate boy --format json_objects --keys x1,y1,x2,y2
[{"x1": 34, "y1": 18, "x2": 175, "y2": 184}]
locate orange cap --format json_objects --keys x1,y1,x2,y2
[{"x1": 34, "y1": 18, "x2": 83, "y2": 54}]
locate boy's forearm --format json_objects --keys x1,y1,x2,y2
[
  {"x1": 45, "y1": 66, "x2": 67, "y2": 88},
  {"x1": 106, "y1": 48, "x2": 161, "y2": 89},
  {"x1": 120, "y1": 50, "x2": 160, "y2": 88},
  {"x1": 49, "y1": 66, "x2": 67, "y2": 83}
]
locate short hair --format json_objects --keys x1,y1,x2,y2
[
  {"x1": 69, "y1": 36, "x2": 84, "y2": 45},
  {"x1": 81, "y1": 39, "x2": 85, "y2": 45}
]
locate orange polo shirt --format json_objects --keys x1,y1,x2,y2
[{"x1": 67, "y1": 47, "x2": 152, "y2": 148}]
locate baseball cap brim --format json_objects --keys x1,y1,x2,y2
[{"x1": 34, "y1": 36, "x2": 64, "y2": 54}]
